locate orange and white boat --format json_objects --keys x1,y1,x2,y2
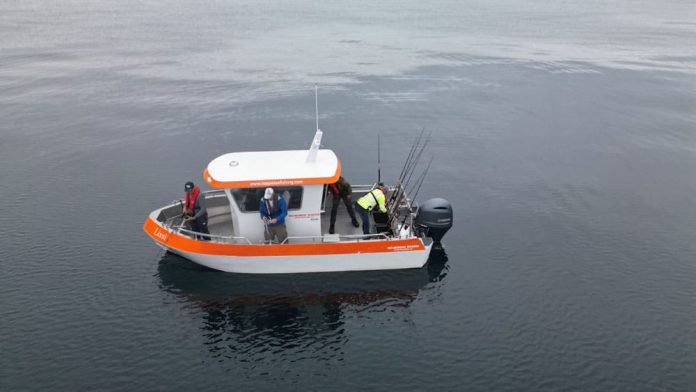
[{"x1": 143, "y1": 94, "x2": 452, "y2": 274}]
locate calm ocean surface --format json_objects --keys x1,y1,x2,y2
[{"x1": 1, "y1": 1, "x2": 695, "y2": 390}]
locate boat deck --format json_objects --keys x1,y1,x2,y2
[
  {"x1": 318, "y1": 203, "x2": 365, "y2": 236},
  {"x1": 206, "y1": 200, "x2": 366, "y2": 238}
]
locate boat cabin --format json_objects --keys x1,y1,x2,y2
[{"x1": 203, "y1": 149, "x2": 345, "y2": 243}]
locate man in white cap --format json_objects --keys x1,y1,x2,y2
[{"x1": 259, "y1": 187, "x2": 288, "y2": 243}]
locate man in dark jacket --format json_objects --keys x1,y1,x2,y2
[
  {"x1": 259, "y1": 187, "x2": 288, "y2": 244},
  {"x1": 328, "y1": 176, "x2": 360, "y2": 234},
  {"x1": 183, "y1": 181, "x2": 210, "y2": 240}
]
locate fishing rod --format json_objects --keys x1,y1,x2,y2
[
  {"x1": 403, "y1": 132, "x2": 431, "y2": 189},
  {"x1": 409, "y1": 156, "x2": 433, "y2": 208},
  {"x1": 377, "y1": 134, "x2": 381, "y2": 184},
  {"x1": 399, "y1": 132, "x2": 426, "y2": 186},
  {"x1": 262, "y1": 198, "x2": 273, "y2": 243},
  {"x1": 386, "y1": 130, "x2": 430, "y2": 227},
  {"x1": 391, "y1": 129, "x2": 428, "y2": 206},
  {"x1": 386, "y1": 129, "x2": 431, "y2": 229},
  {"x1": 390, "y1": 132, "x2": 430, "y2": 213},
  {"x1": 392, "y1": 156, "x2": 433, "y2": 231},
  {"x1": 397, "y1": 128, "x2": 424, "y2": 184},
  {"x1": 388, "y1": 150, "x2": 430, "y2": 226}
]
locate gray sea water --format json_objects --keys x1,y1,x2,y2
[{"x1": 2, "y1": 1, "x2": 695, "y2": 390}]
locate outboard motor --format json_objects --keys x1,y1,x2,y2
[{"x1": 414, "y1": 198, "x2": 453, "y2": 248}]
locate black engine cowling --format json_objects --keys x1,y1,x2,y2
[{"x1": 414, "y1": 198, "x2": 453, "y2": 245}]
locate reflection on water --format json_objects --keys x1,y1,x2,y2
[{"x1": 156, "y1": 251, "x2": 448, "y2": 362}]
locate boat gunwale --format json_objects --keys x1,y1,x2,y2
[{"x1": 144, "y1": 215, "x2": 427, "y2": 258}]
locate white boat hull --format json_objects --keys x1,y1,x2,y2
[
  {"x1": 165, "y1": 244, "x2": 431, "y2": 274},
  {"x1": 145, "y1": 216, "x2": 432, "y2": 274}
]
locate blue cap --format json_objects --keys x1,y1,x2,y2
[{"x1": 185, "y1": 181, "x2": 194, "y2": 190}]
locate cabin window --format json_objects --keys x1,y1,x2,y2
[{"x1": 231, "y1": 187, "x2": 303, "y2": 212}]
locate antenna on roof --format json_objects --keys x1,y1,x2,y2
[{"x1": 307, "y1": 85, "x2": 323, "y2": 162}]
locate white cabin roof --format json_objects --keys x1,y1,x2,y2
[{"x1": 204, "y1": 149, "x2": 341, "y2": 188}]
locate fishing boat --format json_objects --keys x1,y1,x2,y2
[{"x1": 143, "y1": 92, "x2": 452, "y2": 274}]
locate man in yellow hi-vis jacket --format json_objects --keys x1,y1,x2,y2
[{"x1": 354, "y1": 183, "x2": 388, "y2": 235}]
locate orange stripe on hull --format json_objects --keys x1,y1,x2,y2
[{"x1": 143, "y1": 217, "x2": 425, "y2": 257}]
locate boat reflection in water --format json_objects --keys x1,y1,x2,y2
[{"x1": 156, "y1": 250, "x2": 449, "y2": 363}]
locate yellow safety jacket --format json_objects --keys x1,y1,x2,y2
[{"x1": 357, "y1": 189, "x2": 387, "y2": 213}]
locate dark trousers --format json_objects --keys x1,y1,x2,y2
[
  {"x1": 330, "y1": 194, "x2": 357, "y2": 228},
  {"x1": 354, "y1": 202, "x2": 371, "y2": 235},
  {"x1": 190, "y1": 214, "x2": 210, "y2": 240},
  {"x1": 264, "y1": 223, "x2": 288, "y2": 244}
]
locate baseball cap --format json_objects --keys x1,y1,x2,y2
[{"x1": 264, "y1": 188, "x2": 274, "y2": 199}]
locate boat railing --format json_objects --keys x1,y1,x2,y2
[
  {"x1": 168, "y1": 223, "x2": 396, "y2": 245},
  {"x1": 203, "y1": 189, "x2": 228, "y2": 198},
  {"x1": 352, "y1": 183, "x2": 418, "y2": 232},
  {"x1": 159, "y1": 189, "x2": 228, "y2": 221},
  {"x1": 159, "y1": 189, "x2": 231, "y2": 228},
  {"x1": 166, "y1": 189, "x2": 227, "y2": 205},
  {"x1": 280, "y1": 232, "x2": 392, "y2": 244},
  {"x1": 171, "y1": 225, "x2": 254, "y2": 245},
  {"x1": 351, "y1": 184, "x2": 377, "y2": 193},
  {"x1": 159, "y1": 188, "x2": 416, "y2": 245}
]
